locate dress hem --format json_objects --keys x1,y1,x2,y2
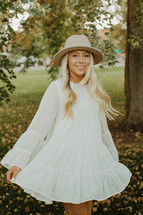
[{"x1": 13, "y1": 171, "x2": 132, "y2": 205}]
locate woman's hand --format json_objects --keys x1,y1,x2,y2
[{"x1": 6, "y1": 166, "x2": 21, "y2": 184}]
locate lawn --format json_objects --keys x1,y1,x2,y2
[{"x1": 0, "y1": 67, "x2": 142, "y2": 215}]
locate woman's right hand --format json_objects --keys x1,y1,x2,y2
[{"x1": 6, "y1": 166, "x2": 21, "y2": 184}]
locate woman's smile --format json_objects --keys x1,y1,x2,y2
[{"x1": 76, "y1": 65, "x2": 86, "y2": 69}]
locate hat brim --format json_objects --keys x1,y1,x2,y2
[{"x1": 53, "y1": 46, "x2": 104, "y2": 66}]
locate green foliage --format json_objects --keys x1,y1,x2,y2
[
  {"x1": 106, "y1": 0, "x2": 127, "y2": 53},
  {"x1": 1, "y1": 0, "x2": 142, "y2": 106},
  {"x1": 0, "y1": 0, "x2": 50, "y2": 105},
  {"x1": 0, "y1": 55, "x2": 16, "y2": 105},
  {"x1": 128, "y1": 0, "x2": 143, "y2": 48},
  {"x1": 68, "y1": 0, "x2": 118, "y2": 67},
  {"x1": 1, "y1": 0, "x2": 119, "y2": 106}
]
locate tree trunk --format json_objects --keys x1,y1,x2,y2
[{"x1": 121, "y1": 0, "x2": 143, "y2": 132}]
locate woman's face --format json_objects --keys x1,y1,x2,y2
[{"x1": 67, "y1": 50, "x2": 91, "y2": 82}]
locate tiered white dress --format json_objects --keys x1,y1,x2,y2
[{"x1": 0, "y1": 78, "x2": 132, "y2": 205}]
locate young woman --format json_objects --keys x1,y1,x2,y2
[{"x1": 0, "y1": 35, "x2": 132, "y2": 215}]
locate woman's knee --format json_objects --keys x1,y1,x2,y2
[{"x1": 62, "y1": 202, "x2": 90, "y2": 215}]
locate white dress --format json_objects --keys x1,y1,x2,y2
[{"x1": 0, "y1": 78, "x2": 132, "y2": 205}]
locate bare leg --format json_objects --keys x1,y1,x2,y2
[
  {"x1": 63, "y1": 200, "x2": 93, "y2": 215},
  {"x1": 87, "y1": 200, "x2": 93, "y2": 215}
]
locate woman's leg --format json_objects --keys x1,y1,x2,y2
[
  {"x1": 86, "y1": 200, "x2": 93, "y2": 215},
  {"x1": 62, "y1": 200, "x2": 93, "y2": 215}
]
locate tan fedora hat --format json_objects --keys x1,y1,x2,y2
[{"x1": 53, "y1": 34, "x2": 104, "y2": 66}]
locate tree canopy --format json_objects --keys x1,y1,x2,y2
[
  {"x1": 1, "y1": 0, "x2": 142, "y2": 111},
  {"x1": 0, "y1": 0, "x2": 50, "y2": 105},
  {"x1": 0, "y1": 0, "x2": 120, "y2": 105}
]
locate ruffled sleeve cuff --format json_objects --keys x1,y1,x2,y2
[
  {"x1": 0, "y1": 148, "x2": 31, "y2": 170},
  {"x1": 0, "y1": 130, "x2": 44, "y2": 170}
]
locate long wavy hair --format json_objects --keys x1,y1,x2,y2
[{"x1": 60, "y1": 52, "x2": 121, "y2": 120}]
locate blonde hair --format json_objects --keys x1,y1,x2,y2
[{"x1": 60, "y1": 52, "x2": 121, "y2": 120}]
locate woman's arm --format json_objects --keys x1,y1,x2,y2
[
  {"x1": 99, "y1": 109, "x2": 119, "y2": 162},
  {"x1": 0, "y1": 81, "x2": 59, "y2": 170}
]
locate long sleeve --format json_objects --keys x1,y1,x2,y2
[
  {"x1": 99, "y1": 109, "x2": 119, "y2": 162},
  {"x1": 0, "y1": 81, "x2": 59, "y2": 170}
]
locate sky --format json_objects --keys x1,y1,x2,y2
[
  {"x1": 11, "y1": 12, "x2": 29, "y2": 31},
  {"x1": 10, "y1": 1, "x2": 121, "y2": 31}
]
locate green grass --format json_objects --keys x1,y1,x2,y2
[
  {"x1": 97, "y1": 67, "x2": 125, "y2": 113},
  {"x1": 0, "y1": 70, "x2": 51, "y2": 123},
  {"x1": 12, "y1": 67, "x2": 124, "y2": 98},
  {"x1": 12, "y1": 70, "x2": 52, "y2": 95},
  {"x1": 1, "y1": 66, "x2": 125, "y2": 116}
]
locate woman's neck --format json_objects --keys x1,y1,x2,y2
[{"x1": 69, "y1": 74, "x2": 84, "y2": 84}]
